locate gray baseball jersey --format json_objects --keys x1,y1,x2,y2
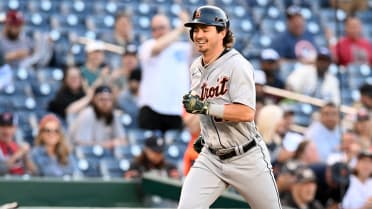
[{"x1": 189, "y1": 48, "x2": 258, "y2": 149}]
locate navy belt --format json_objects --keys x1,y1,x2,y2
[{"x1": 208, "y1": 140, "x2": 257, "y2": 160}]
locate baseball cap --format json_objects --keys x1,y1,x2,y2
[
  {"x1": 5, "y1": 10, "x2": 24, "y2": 26},
  {"x1": 145, "y1": 136, "x2": 165, "y2": 153},
  {"x1": 94, "y1": 85, "x2": 112, "y2": 95},
  {"x1": 254, "y1": 70, "x2": 266, "y2": 85},
  {"x1": 357, "y1": 150, "x2": 372, "y2": 159},
  {"x1": 295, "y1": 167, "x2": 316, "y2": 183},
  {"x1": 330, "y1": 162, "x2": 350, "y2": 185},
  {"x1": 123, "y1": 44, "x2": 138, "y2": 56},
  {"x1": 260, "y1": 49, "x2": 280, "y2": 61},
  {"x1": 85, "y1": 41, "x2": 105, "y2": 53},
  {"x1": 317, "y1": 47, "x2": 332, "y2": 60},
  {"x1": 0, "y1": 112, "x2": 15, "y2": 126},
  {"x1": 286, "y1": 5, "x2": 302, "y2": 18}
]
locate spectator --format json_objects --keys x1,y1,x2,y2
[
  {"x1": 353, "y1": 83, "x2": 372, "y2": 117},
  {"x1": 271, "y1": 5, "x2": 317, "y2": 61},
  {"x1": 260, "y1": 48, "x2": 285, "y2": 89},
  {"x1": 116, "y1": 69, "x2": 141, "y2": 129},
  {"x1": 286, "y1": 47, "x2": 340, "y2": 104},
  {"x1": 353, "y1": 110, "x2": 372, "y2": 151},
  {"x1": 0, "y1": 10, "x2": 33, "y2": 69},
  {"x1": 329, "y1": 0, "x2": 368, "y2": 16},
  {"x1": 124, "y1": 136, "x2": 179, "y2": 179},
  {"x1": 80, "y1": 41, "x2": 109, "y2": 87},
  {"x1": 330, "y1": 16, "x2": 372, "y2": 66},
  {"x1": 293, "y1": 140, "x2": 321, "y2": 165},
  {"x1": 342, "y1": 151, "x2": 372, "y2": 209},
  {"x1": 110, "y1": 45, "x2": 139, "y2": 97},
  {"x1": 31, "y1": 114, "x2": 79, "y2": 177},
  {"x1": 102, "y1": 12, "x2": 139, "y2": 69},
  {"x1": 0, "y1": 112, "x2": 36, "y2": 175},
  {"x1": 69, "y1": 85, "x2": 126, "y2": 149},
  {"x1": 310, "y1": 162, "x2": 351, "y2": 208},
  {"x1": 0, "y1": 48, "x2": 13, "y2": 91},
  {"x1": 281, "y1": 167, "x2": 325, "y2": 209},
  {"x1": 138, "y1": 12, "x2": 191, "y2": 133},
  {"x1": 305, "y1": 103, "x2": 341, "y2": 162},
  {"x1": 276, "y1": 160, "x2": 303, "y2": 196},
  {"x1": 327, "y1": 131, "x2": 361, "y2": 167},
  {"x1": 47, "y1": 66, "x2": 87, "y2": 123}
]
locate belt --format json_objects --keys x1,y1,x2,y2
[{"x1": 208, "y1": 140, "x2": 257, "y2": 160}]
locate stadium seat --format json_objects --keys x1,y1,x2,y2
[{"x1": 100, "y1": 158, "x2": 130, "y2": 178}]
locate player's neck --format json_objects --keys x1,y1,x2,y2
[{"x1": 202, "y1": 47, "x2": 225, "y2": 67}]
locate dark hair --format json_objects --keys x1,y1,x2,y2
[
  {"x1": 293, "y1": 140, "x2": 310, "y2": 160},
  {"x1": 216, "y1": 26, "x2": 234, "y2": 49}
]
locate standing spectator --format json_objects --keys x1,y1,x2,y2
[
  {"x1": 117, "y1": 69, "x2": 141, "y2": 129},
  {"x1": 286, "y1": 47, "x2": 340, "y2": 104},
  {"x1": 102, "y1": 12, "x2": 139, "y2": 69},
  {"x1": 124, "y1": 136, "x2": 179, "y2": 179},
  {"x1": 31, "y1": 114, "x2": 79, "y2": 177},
  {"x1": 138, "y1": 12, "x2": 191, "y2": 133},
  {"x1": 342, "y1": 151, "x2": 372, "y2": 209},
  {"x1": 271, "y1": 5, "x2": 317, "y2": 61},
  {"x1": 281, "y1": 167, "x2": 325, "y2": 209},
  {"x1": 0, "y1": 112, "x2": 36, "y2": 175},
  {"x1": 80, "y1": 41, "x2": 109, "y2": 87},
  {"x1": 47, "y1": 66, "x2": 87, "y2": 124},
  {"x1": 0, "y1": 10, "x2": 32, "y2": 69},
  {"x1": 305, "y1": 103, "x2": 341, "y2": 162},
  {"x1": 260, "y1": 48, "x2": 285, "y2": 89},
  {"x1": 69, "y1": 85, "x2": 126, "y2": 149},
  {"x1": 330, "y1": 16, "x2": 372, "y2": 66}
]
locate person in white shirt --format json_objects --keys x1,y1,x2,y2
[
  {"x1": 342, "y1": 151, "x2": 372, "y2": 209},
  {"x1": 138, "y1": 12, "x2": 192, "y2": 133}
]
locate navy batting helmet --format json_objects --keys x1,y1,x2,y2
[{"x1": 184, "y1": 5, "x2": 229, "y2": 29}]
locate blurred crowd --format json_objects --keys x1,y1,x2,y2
[{"x1": 1, "y1": 0, "x2": 372, "y2": 208}]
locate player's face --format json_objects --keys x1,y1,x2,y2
[{"x1": 192, "y1": 24, "x2": 226, "y2": 55}]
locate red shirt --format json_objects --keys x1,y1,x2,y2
[
  {"x1": 334, "y1": 37, "x2": 372, "y2": 66},
  {"x1": 0, "y1": 140, "x2": 25, "y2": 175}
]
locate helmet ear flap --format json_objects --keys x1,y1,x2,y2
[{"x1": 189, "y1": 28, "x2": 194, "y2": 41}]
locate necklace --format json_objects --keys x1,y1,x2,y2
[{"x1": 202, "y1": 49, "x2": 227, "y2": 68}]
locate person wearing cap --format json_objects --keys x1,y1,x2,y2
[
  {"x1": 31, "y1": 114, "x2": 80, "y2": 177},
  {"x1": 69, "y1": 85, "x2": 126, "y2": 149},
  {"x1": 80, "y1": 41, "x2": 109, "y2": 87},
  {"x1": 137, "y1": 11, "x2": 192, "y2": 133},
  {"x1": 260, "y1": 48, "x2": 285, "y2": 89},
  {"x1": 329, "y1": 16, "x2": 372, "y2": 66},
  {"x1": 341, "y1": 150, "x2": 372, "y2": 209},
  {"x1": 281, "y1": 167, "x2": 325, "y2": 209},
  {"x1": 0, "y1": 112, "x2": 37, "y2": 176},
  {"x1": 271, "y1": 5, "x2": 317, "y2": 61},
  {"x1": 117, "y1": 69, "x2": 142, "y2": 129},
  {"x1": 309, "y1": 162, "x2": 351, "y2": 208},
  {"x1": 0, "y1": 10, "x2": 33, "y2": 69},
  {"x1": 102, "y1": 12, "x2": 140, "y2": 69},
  {"x1": 124, "y1": 136, "x2": 179, "y2": 179},
  {"x1": 286, "y1": 47, "x2": 340, "y2": 104}
]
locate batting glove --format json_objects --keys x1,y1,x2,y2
[{"x1": 182, "y1": 92, "x2": 209, "y2": 115}]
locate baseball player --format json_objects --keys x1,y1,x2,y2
[{"x1": 179, "y1": 5, "x2": 282, "y2": 209}]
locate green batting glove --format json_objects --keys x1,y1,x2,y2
[{"x1": 182, "y1": 92, "x2": 209, "y2": 114}]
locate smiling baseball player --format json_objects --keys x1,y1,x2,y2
[{"x1": 179, "y1": 5, "x2": 282, "y2": 209}]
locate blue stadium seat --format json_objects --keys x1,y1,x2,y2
[{"x1": 100, "y1": 158, "x2": 130, "y2": 178}]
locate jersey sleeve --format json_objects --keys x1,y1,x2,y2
[{"x1": 228, "y1": 58, "x2": 256, "y2": 109}]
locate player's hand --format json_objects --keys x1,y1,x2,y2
[
  {"x1": 182, "y1": 91, "x2": 209, "y2": 115},
  {"x1": 193, "y1": 135, "x2": 204, "y2": 153}
]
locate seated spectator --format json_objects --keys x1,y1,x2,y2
[
  {"x1": 293, "y1": 140, "x2": 321, "y2": 165},
  {"x1": 342, "y1": 151, "x2": 372, "y2": 209},
  {"x1": 271, "y1": 5, "x2": 317, "y2": 61},
  {"x1": 327, "y1": 131, "x2": 361, "y2": 167},
  {"x1": 0, "y1": 10, "x2": 32, "y2": 69},
  {"x1": 111, "y1": 45, "x2": 139, "y2": 97},
  {"x1": 69, "y1": 85, "x2": 126, "y2": 149},
  {"x1": 116, "y1": 69, "x2": 141, "y2": 129},
  {"x1": 310, "y1": 162, "x2": 351, "y2": 208},
  {"x1": 352, "y1": 110, "x2": 371, "y2": 151},
  {"x1": 31, "y1": 114, "x2": 79, "y2": 177},
  {"x1": 125, "y1": 136, "x2": 179, "y2": 179},
  {"x1": 353, "y1": 83, "x2": 372, "y2": 117},
  {"x1": 305, "y1": 103, "x2": 341, "y2": 162},
  {"x1": 330, "y1": 16, "x2": 372, "y2": 66},
  {"x1": 276, "y1": 160, "x2": 302, "y2": 196},
  {"x1": 80, "y1": 41, "x2": 109, "y2": 87},
  {"x1": 47, "y1": 66, "x2": 87, "y2": 124},
  {"x1": 0, "y1": 112, "x2": 36, "y2": 175},
  {"x1": 260, "y1": 49, "x2": 285, "y2": 90},
  {"x1": 281, "y1": 167, "x2": 325, "y2": 209},
  {"x1": 286, "y1": 48, "x2": 340, "y2": 104}
]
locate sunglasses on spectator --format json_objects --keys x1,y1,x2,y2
[{"x1": 41, "y1": 128, "x2": 59, "y2": 134}]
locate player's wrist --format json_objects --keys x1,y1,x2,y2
[{"x1": 207, "y1": 103, "x2": 224, "y2": 118}]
